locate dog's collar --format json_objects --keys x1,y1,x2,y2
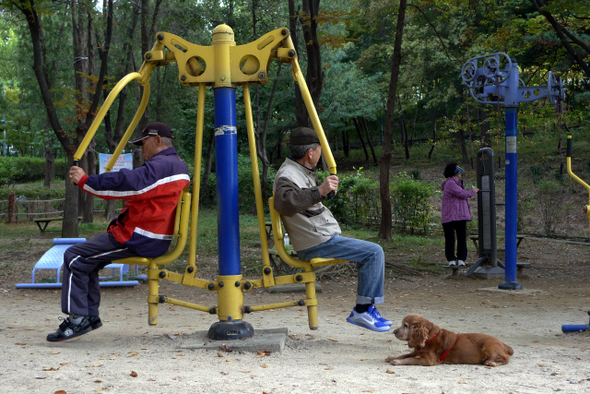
[
  {"x1": 439, "y1": 336, "x2": 458, "y2": 361},
  {"x1": 424, "y1": 333, "x2": 437, "y2": 346},
  {"x1": 423, "y1": 332, "x2": 456, "y2": 361}
]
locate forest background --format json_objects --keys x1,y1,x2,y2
[{"x1": 0, "y1": 0, "x2": 589, "y2": 242}]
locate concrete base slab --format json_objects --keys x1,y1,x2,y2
[
  {"x1": 476, "y1": 287, "x2": 543, "y2": 295},
  {"x1": 180, "y1": 328, "x2": 288, "y2": 353},
  {"x1": 267, "y1": 283, "x2": 322, "y2": 293}
]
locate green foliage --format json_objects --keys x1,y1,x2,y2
[
  {"x1": 320, "y1": 167, "x2": 380, "y2": 227},
  {"x1": 0, "y1": 156, "x2": 66, "y2": 187},
  {"x1": 390, "y1": 172, "x2": 435, "y2": 235},
  {"x1": 201, "y1": 154, "x2": 276, "y2": 213},
  {"x1": 536, "y1": 180, "x2": 564, "y2": 236}
]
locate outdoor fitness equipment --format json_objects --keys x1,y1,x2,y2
[
  {"x1": 566, "y1": 135, "x2": 590, "y2": 234},
  {"x1": 561, "y1": 136, "x2": 590, "y2": 333},
  {"x1": 72, "y1": 25, "x2": 344, "y2": 340},
  {"x1": 461, "y1": 53, "x2": 565, "y2": 290},
  {"x1": 465, "y1": 148, "x2": 503, "y2": 277},
  {"x1": 562, "y1": 311, "x2": 590, "y2": 333}
]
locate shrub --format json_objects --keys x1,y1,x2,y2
[
  {"x1": 536, "y1": 180, "x2": 563, "y2": 236},
  {"x1": 320, "y1": 168, "x2": 380, "y2": 227},
  {"x1": 390, "y1": 172, "x2": 435, "y2": 235},
  {"x1": 0, "y1": 156, "x2": 67, "y2": 186}
]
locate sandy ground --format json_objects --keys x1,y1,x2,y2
[{"x1": 1, "y1": 238, "x2": 590, "y2": 394}]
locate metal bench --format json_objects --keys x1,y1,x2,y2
[
  {"x1": 33, "y1": 216, "x2": 82, "y2": 233},
  {"x1": 15, "y1": 238, "x2": 138, "y2": 289}
]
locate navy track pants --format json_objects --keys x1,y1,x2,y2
[{"x1": 61, "y1": 233, "x2": 138, "y2": 316}]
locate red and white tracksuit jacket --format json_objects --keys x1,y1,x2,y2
[{"x1": 77, "y1": 147, "x2": 190, "y2": 257}]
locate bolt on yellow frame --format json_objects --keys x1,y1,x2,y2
[{"x1": 73, "y1": 25, "x2": 343, "y2": 330}]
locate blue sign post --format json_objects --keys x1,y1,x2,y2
[{"x1": 462, "y1": 53, "x2": 564, "y2": 290}]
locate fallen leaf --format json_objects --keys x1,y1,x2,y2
[
  {"x1": 128, "y1": 351, "x2": 139, "y2": 357},
  {"x1": 220, "y1": 372, "x2": 228, "y2": 375},
  {"x1": 386, "y1": 369, "x2": 395, "y2": 374},
  {"x1": 15, "y1": 343, "x2": 26, "y2": 346},
  {"x1": 51, "y1": 351, "x2": 60, "y2": 354},
  {"x1": 94, "y1": 380, "x2": 102, "y2": 383},
  {"x1": 226, "y1": 359, "x2": 234, "y2": 362},
  {"x1": 256, "y1": 350, "x2": 271, "y2": 357},
  {"x1": 42, "y1": 367, "x2": 59, "y2": 371},
  {"x1": 60, "y1": 363, "x2": 68, "y2": 366},
  {"x1": 328, "y1": 338, "x2": 338, "y2": 342},
  {"x1": 240, "y1": 371, "x2": 251, "y2": 373},
  {"x1": 539, "y1": 364, "x2": 546, "y2": 367},
  {"x1": 261, "y1": 364, "x2": 268, "y2": 368},
  {"x1": 130, "y1": 371, "x2": 138, "y2": 377},
  {"x1": 363, "y1": 391, "x2": 375, "y2": 393},
  {"x1": 55, "y1": 391, "x2": 66, "y2": 394},
  {"x1": 360, "y1": 358, "x2": 368, "y2": 361},
  {"x1": 176, "y1": 354, "x2": 185, "y2": 357},
  {"x1": 325, "y1": 367, "x2": 334, "y2": 370},
  {"x1": 459, "y1": 382, "x2": 467, "y2": 384},
  {"x1": 551, "y1": 372, "x2": 564, "y2": 376}
]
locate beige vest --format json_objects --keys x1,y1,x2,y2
[{"x1": 274, "y1": 159, "x2": 341, "y2": 251}]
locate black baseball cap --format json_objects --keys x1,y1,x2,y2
[{"x1": 129, "y1": 122, "x2": 174, "y2": 145}]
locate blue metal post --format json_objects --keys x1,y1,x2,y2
[
  {"x1": 499, "y1": 58, "x2": 523, "y2": 290},
  {"x1": 214, "y1": 88, "x2": 241, "y2": 276}
]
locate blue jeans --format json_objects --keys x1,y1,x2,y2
[{"x1": 296, "y1": 234, "x2": 385, "y2": 305}]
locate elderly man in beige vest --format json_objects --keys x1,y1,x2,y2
[{"x1": 273, "y1": 127, "x2": 391, "y2": 332}]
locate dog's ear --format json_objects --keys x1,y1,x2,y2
[{"x1": 408, "y1": 321, "x2": 429, "y2": 348}]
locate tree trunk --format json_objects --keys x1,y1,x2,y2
[
  {"x1": 200, "y1": 127, "x2": 215, "y2": 206},
  {"x1": 289, "y1": 0, "x2": 306, "y2": 126},
  {"x1": 400, "y1": 115, "x2": 410, "y2": 160},
  {"x1": 44, "y1": 128, "x2": 55, "y2": 188},
  {"x1": 458, "y1": 126, "x2": 468, "y2": 164},
  {"x1": 362, "y1": 116, "x2": 378, "y2": 165},
  {"x1": 342, "y1": 127, "x2": 349, "y2": 158},
  {"x1": 16, "y1": 0, "x2": 78, "y2": 235},
  {"x1": 301, "y1": 0, "x2": 323, "y2": 111},
  {"x1": 352, "y1": 117, "x2": 369, "y2": 161},
  {"x1": 379, "y1": 0, "x2": 406, "y2": 241}
]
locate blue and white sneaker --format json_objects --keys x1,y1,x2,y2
[
  {"x1": 346, "y1": 308, "x2": 390, "y2": 332},
  {"x1": 369, "y1": 305, "x2": 393, "y2": 326}
]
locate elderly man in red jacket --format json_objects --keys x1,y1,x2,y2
[{"x1": 47, "y1": 122, "x2": 190, "y2": 342}]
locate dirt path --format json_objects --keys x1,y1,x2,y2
[{"x1": 1, "y1": 238, "x2": 590, "y2": 393}]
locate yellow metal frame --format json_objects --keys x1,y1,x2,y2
[
  {"x1": 566, "y1": 135, "x2": 590, "y2": 233},
  {"x1": 74, "y1": 25, "x2": 345, "y2": 330}
]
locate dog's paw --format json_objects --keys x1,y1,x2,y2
[{"x1": 385, "y1": 356, "x2": 400, "y2": 365}]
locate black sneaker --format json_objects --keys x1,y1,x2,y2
[
  {"x1": 47, "y1": 317, "x2": 92, "y2": 342},
  {"x1": 89, "y1": 316, "x2": 102, "y2": 330}
]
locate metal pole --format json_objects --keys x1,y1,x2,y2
[
  {"x1": 214, "y1": 88, "x2": 240, "y2": 275},
  {"x1": 208, "y1": 25, "x2": 253, "y2": 340},
  {"x1": 499, "y1": 59, "x2": 522, "y2": 289}
]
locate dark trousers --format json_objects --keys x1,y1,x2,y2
[
  {"x1": 442, "y1": 220, "x2": 468, "y2": 262},
  {"x1": 61, "y1": 233, "x2": 138, "y2": 316}
]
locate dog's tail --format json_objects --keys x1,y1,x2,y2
[{"x1": 504, "y1": 343, "x2": 514, "y2": 356}]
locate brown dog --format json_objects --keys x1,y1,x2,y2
[{"x1": 385, "y1": 314, "x2": 513, "y2": 366}]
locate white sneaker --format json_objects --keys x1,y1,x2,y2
[
  {"x1": 458, "y1": 260, "x2": 466, "y2": 268},
  {"x1": 346, "y1": 308, "x2": 390, "y2": 332},
  {"x1": 447, "y1": 260, "x2": 457, "y2": 267}
]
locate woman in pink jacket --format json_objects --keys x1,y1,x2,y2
[{"x1": 441, "y1": 163, "x2": 479, "y2": 268}]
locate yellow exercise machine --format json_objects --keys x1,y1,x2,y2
[
  {"x1": 73, "y1": 25, "x2": 348, "y2": 338},
  {"x1": 566, "y1": 135, "x2": 590, "y2": 235}
]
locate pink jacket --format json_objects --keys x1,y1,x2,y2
[{"x1": 441, "y1": 177, "x2": 477, "y2": 223}]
